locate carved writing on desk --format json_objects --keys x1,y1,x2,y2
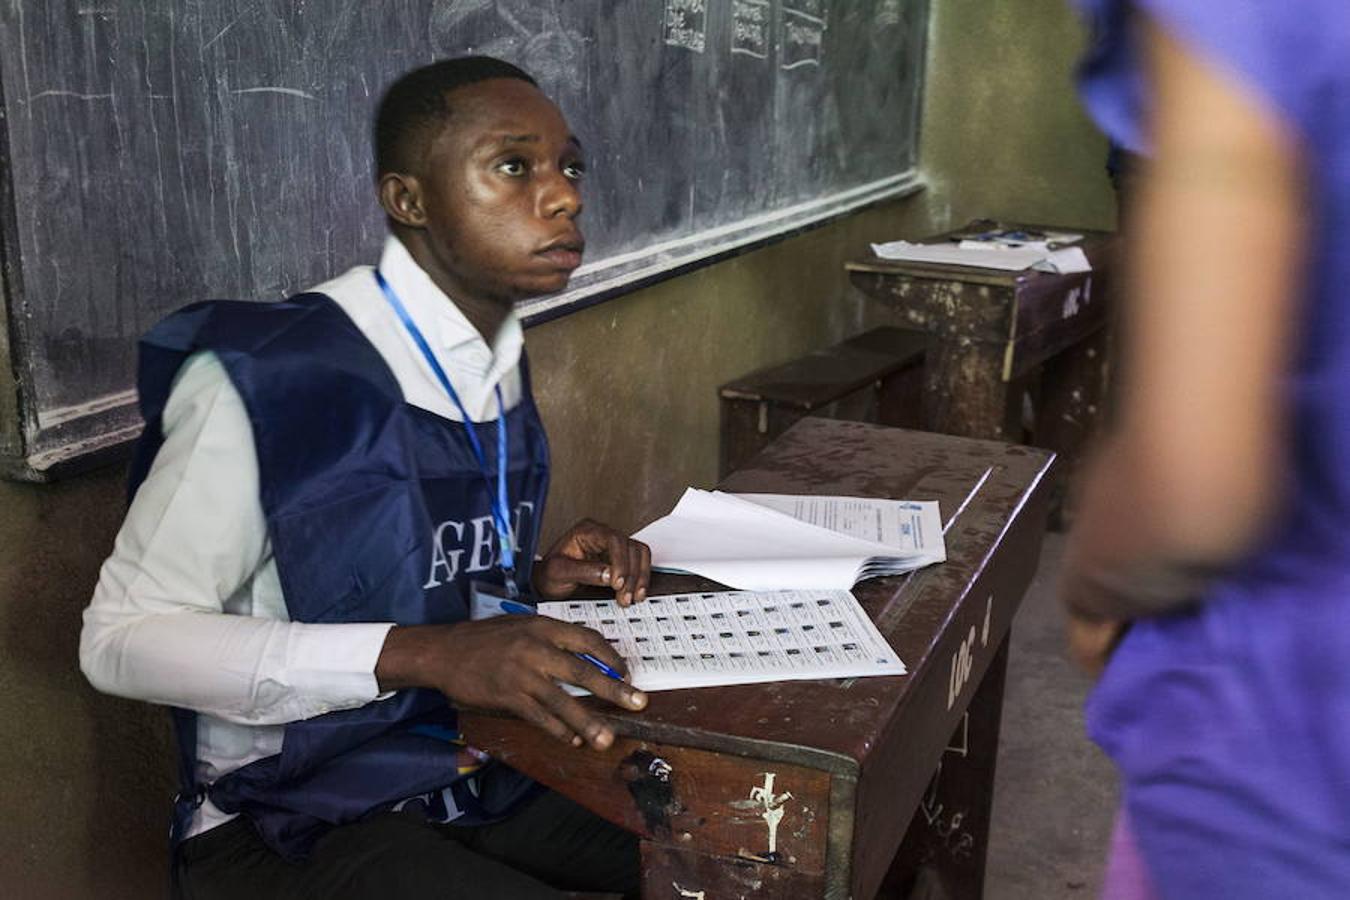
[
  {"x1": 948, "y1": 594, "x2": 994, "y2": 711},
  {"x1": 916, "y1": 712, "x2": 978, "y2": 864}
]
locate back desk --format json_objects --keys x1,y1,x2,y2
[{"x1": 462, "y1": 418, "x2": 1056, "y2": 899}]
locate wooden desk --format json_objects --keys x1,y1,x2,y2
[
  {"x1": 463, "y1": 419, "x2": 1055, "y2": 899},
  {"x1": 846, "y1": 223, "x2": 1114, "y2": 518}
]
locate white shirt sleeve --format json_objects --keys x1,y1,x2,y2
[{"x1": 79, "y1": 351, "x2": 394, "y2": 725}]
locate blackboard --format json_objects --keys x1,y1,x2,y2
[{"x1": 0, "y1": 0, "x2": 927, "y2": 478}]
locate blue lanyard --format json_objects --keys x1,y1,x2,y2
[{"x1": 374, "y1": 270, "x2": 518, "y2": 594}]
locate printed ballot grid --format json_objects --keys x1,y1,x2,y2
[{"x1": 538, "y1": 589, "x2": 907, "y2": 692}]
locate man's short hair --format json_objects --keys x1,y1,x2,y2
[{"x1": 374, "y1": 56, "x2": 538, "y2": 178}]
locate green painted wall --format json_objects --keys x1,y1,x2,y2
[
  {"x1": 0, "y1": 3, "x2": 1113, "y2": 896},
  {"x1": 919, "y1": 0, "x2": 1116, "y2": 232}
]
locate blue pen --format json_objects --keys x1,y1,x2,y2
[
  {"x1": 499, "y1": 598, "x2": 538, "y2": 616},
  {"x1": 499, "y1": 598, "x2": 626, "y2": 682},
  {"x1": 576, "y1": 652, "x2": 625, "y2": 682}
]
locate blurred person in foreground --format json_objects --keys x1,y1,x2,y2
[{"x1": 1063, "y1": 1, "x2": 1350, "y2": 897}]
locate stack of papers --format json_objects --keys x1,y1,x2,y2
[
  {"x1": 539, "y1": 588, "x2": 907, "y2": 691},
  {"x1": 632, "y1": 489, "x2": 945, "y2": 591},
  {"x1": 869, "y1": 239, "x2": 1091, "y2": 275}
]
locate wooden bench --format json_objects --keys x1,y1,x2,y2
[{"x1": 718, "y1": 326, "x2": 928, "y2": 477}]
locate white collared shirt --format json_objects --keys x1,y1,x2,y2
[{"x1": 79, "y1": 236, "x2": 524, "y2": 838}]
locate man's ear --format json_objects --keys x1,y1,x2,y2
[{"x1": 378, "y1": 172, "x2": 427, "y2": 228}]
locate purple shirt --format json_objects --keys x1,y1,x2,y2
[{"x1": 1076, "y1": 1, "x2": 1350, "y2": 896}]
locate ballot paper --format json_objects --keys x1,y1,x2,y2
[
  {"x1": 538, "y1": 588, "x2": 907, "y2": 692},
  {"x1": 870, "y1": 239, "x2": 1092, "y2": 275},
  {"x1": 631, "y1": 488, "x2": 945, "y2": 591}
]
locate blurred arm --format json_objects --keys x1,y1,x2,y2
[{"x1": 1063, "y1": 19, "x2": 1307, "y2": 624}]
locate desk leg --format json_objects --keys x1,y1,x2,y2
[
  {"x1": 719, "y1": 399, "x2": 809, "y2": 480},
  {"x1": 877, "y1": 636, "x2": 1011, "y2": 900},
  {"x1": 1034, "y1": 327, "x2": 1112, "y2": 525},
  {"x1": 922, "y1": 341, "x2": 1019, "y2": 441}
]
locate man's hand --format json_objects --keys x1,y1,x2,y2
[
  {"x1": 533, "y1": 518, "x2": 651, "y2": 606},
  {"x1": 376, "y1": 617, "x2": 648, "y2": 750}
]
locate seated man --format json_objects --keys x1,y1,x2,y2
[{"x1": 81, "y1": 56, "x2": 650, "y2": 899}]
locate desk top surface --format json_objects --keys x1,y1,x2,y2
[{"x1": 602, "y1": 418, "x2": 1055, "y2": 774}]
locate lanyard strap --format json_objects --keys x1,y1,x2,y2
[{"x1": 374, "y1": 270, "x2": 517, "y2": 589}]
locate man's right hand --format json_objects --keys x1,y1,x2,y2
[{"x1": 375, "y1": 617, "x2": 648, "y2": 750}]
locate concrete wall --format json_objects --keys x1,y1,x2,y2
[{"x1": 0, "y1": 3, "x2": 1113, "y2": 897}]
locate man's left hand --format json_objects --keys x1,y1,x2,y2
[{"x1": 533, "y1": 518, "x2": 651, "y2": 606}]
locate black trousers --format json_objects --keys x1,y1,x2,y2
[{"x1": 173, "y1": 789, "x2": 640, "y2": 899}]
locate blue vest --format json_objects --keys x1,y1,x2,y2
[{"x1": 130, "y1": 292, "x2": 549, "y2": 861}]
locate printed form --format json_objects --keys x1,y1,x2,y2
[
  {"x1": 539, "y1": 588, "x2": 906, "y2": 692},
  {"x1": 733, "y1": 493, "x2": 940, "y2": 554}
]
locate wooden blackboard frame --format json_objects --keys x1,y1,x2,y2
[
  {"x1": 521, "y1": 171, "x2": 923, "y2": 324},
  {"x1": 0, "y1": 180, "x2": 924, "y2": 481}
]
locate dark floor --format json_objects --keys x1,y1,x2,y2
[{"x1": 983, "y1": 532, "x2": 1118, "y2": 899}]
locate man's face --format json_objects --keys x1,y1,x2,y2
[{"x1": 414, "y1": 78, "x2": 586, "y2": 306}]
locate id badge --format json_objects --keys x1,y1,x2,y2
[{"x1": 469, "y1": 580, "x2": 536, "y2": 621}]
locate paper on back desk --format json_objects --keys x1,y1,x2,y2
[
  {"x1": 871, "y1": 240, "x2": 1092, "y2": 275},
  {"x1": 870, "y1": 240, "x2": 1044, "y2": 271},
  {"x1": 632, "y1": 488, "x2": 923, "y2": 591}
]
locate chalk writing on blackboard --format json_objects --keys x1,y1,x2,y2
[
  {"x1": 664, "y1": 0, "x2": 707, "y2": 53},
  {"x1": 731, "y1": 0, "x2": 771, "y2": 59},
  {"x1": 782, "y1": 4, "x2": 827, "y2": 70},
  {"x1": 787, "y1": 0, "x2": 827, "y2": 17},
  {"x1": 430, "y1": 0, "x2": 587, "y2": 90},
  {"x1": 878, "y1": 0, "x2": 904, "y2": 28}
]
